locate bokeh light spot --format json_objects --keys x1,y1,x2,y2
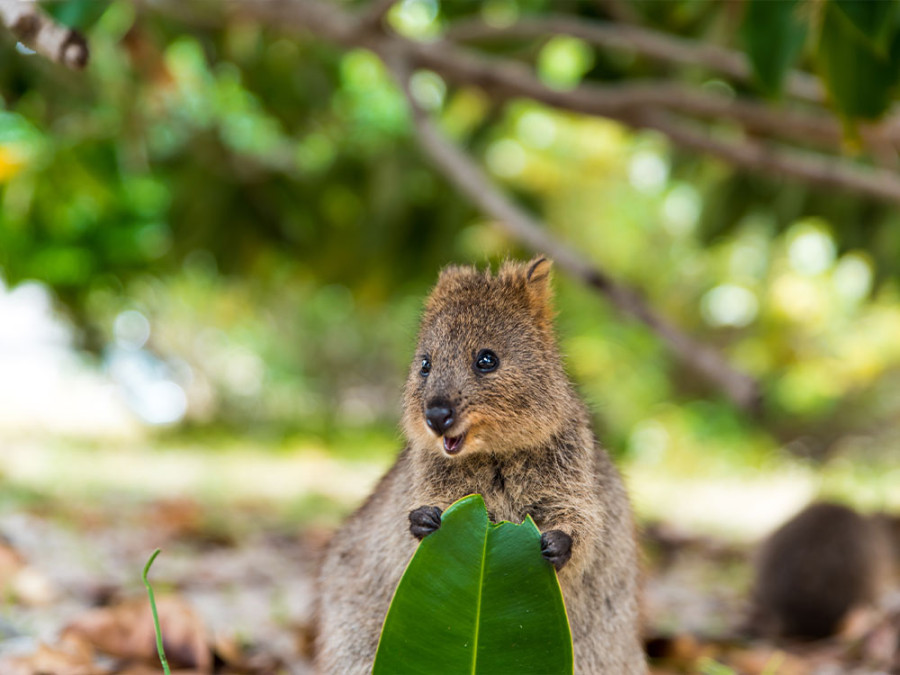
[
  {"x1": 832, "y1": 253, "x2": 872, "y2": 304},
  {"x1": 661, "y1": 184, "x2": 700, "y2": 237},
  {"x1": 628, "y1": 150, "x2": 668, "y2": 195},
  {"x1": 114, "y1": 310, "x2": 151, "y2": 351},
  {"x1": 701, "y1": 284, "x2": 758, "y2": 328},
  {"x1": 486, "y1": 139, "x2": 526, "y2": 178},
  {"x1": 517, "y1": 110, "x2": 557, "y2": 149},
  {"x1": 629, "y1": 420, "x2": 669, "y2": 464},
  {"x1": 787, "y1": 220, "x2": 836, "y2": 276},
  {"x1": 410, "y1": 70, "x2": 446, "y2": 111}
]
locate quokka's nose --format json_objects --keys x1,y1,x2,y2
[{"x1": 425, "y1": 404, "x2": 455, "y2": 435}]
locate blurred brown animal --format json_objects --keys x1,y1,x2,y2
[
  {"x1": 315, "y1": 258, "x2": 646, "y2": 673},
  {"x1": 748, "y1": 501, "x2": 900, "y2": 640}
]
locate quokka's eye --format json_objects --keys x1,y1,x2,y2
[
  {"x1": 420, "y1": 358, "x2": 431, "y2": 376},
  {"x1": 474, "y1": 349, "x2": 499, "y2": 373}
]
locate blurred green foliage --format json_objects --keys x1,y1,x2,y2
[{"x1": 2, "y1": 0, "x2": 900, "y2": 467}]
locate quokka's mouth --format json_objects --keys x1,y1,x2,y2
[{"x1": 443, "y1": 432, "x2": 466, "y2": 455}]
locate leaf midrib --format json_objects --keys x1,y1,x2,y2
[{"x1": 470, "y1": 522, "x2": 490, "y2": 674}]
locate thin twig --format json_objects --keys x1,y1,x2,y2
[
  {"x1": 595, "y1": 0, "x2": 641, "y2": 25},
  {"x1": 388, "y1": 57, "x2": 762, "y2": 412},
  {"x1": 0, "y1": 0, "x2": 89, "y2": 69},
  {"x1": 635, "y1": 112, "x2": 900, "y2": 204},
  {"x1": 444, "y1": 15, "x2": 822, "y2": 103},
  {"x1": 356, "y1": 0, "x2": 397, "y2": 35}
]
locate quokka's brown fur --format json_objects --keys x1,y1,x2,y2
[
  {"x1": 315, "y1": 258, "x2": 646, "y2": 673},
  {"x1": 748, "y1": 501, "x2": 900, "y2": 640}
]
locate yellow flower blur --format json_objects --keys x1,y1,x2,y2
[{"x1": 0, "y1": 144, "x2": 27, "y2": 182}]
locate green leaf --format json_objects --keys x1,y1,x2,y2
[
  {"x1": 833, "y1": 0, "x2": 899, "y2": 54},
  {"x1": 741, "y1": 0, "x2": 808, "y2": 97},
  {"x1": 41, "y1": 0, "x2": 109, "y2": 30},
  {"x1": 373, "y1": 494, "x2": 573, "y2": 675},
  {"x1": 817, "y1": 0, "x2": 900, "y2": 119}
]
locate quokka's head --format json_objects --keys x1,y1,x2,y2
[{"x1": 402, "y1": 256, "x2": 571, "y2": 458}]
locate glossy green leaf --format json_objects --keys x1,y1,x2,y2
[
  {"x1": 741, "y1": 0, "x2": 808, "y2": 97},
  {"x1": 373, "y1": 494, "x2": 573, "y2": 675},
  {"x1": 817, "y1": 0, "x2": 900, "y2": 119}
]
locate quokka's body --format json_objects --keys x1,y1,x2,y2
[{"x1": 315, "y1": 258, "x2": 646, "y2": 673}]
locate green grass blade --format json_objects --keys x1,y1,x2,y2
[{"x1": 142, "y1": 548, "x2": 171, "y2": 675}]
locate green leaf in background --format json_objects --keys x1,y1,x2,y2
[
  {"x1": 373, "y1": 494, "x2": 574, "y2": 675},
  {"x1": 833, "y1": 0, "x2": 899, "y2": 54},
  {"x1": 41, "y1": 0, "x2": 110, "y2": 31},
  {"x1": 818, "y1": 0, "x2": 900, "y2": 119},
  {"x1": 741, "y1": 0, "x2": 808, "y2": 97}
]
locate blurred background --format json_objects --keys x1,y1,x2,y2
[{"x1": 1, "y1": 0, "x2": 900, "y2": 672}]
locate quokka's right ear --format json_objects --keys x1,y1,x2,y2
[
  {"x1": 427, "y1": 264, "x2": 478, "y2": 308},
  {"x1": 432, "y1": 264, "x2": 471, "y2": 295},
  {"x1": 436, "y1": 264, "x2": 469, "y2": 285}
]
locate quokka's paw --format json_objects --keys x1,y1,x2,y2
[
  {"x1": 540, "y1": 530, "x2": 573, "y2": 571},
  {"x1": 409, "y1": 505, "x2": 443, "y2": 540}
]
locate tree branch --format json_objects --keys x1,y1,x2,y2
[
  {"x1": 0, "y1": 0, "x2": 89, "y2": 69},
  {"x1": 444, "y1": 15, "x2": 823, "y2": 103},
  {"x1": 356, "y1": 0, "x2": 396, "y2": 34},
  {"x1": 236, "y1": 0, "x2": 900, "y2": 205},
  {"x1": 138, "y1": 0, "x2": 900, "y2": 407},
  {"x1": 632, "y1": 111, "x2": 900, "y2": 203},
  {"x1": 594, "y1": 0, "x2": 641, "y2": 26},
  {"x1": 405, "y1": 42, "x2": 900, "y2": 159},
  {"x1": 442, "y1": 14, "x2": 900, "y2": 156},
  {"x1": 387, "y1": 56, "x2": 762, "y2": 412}
]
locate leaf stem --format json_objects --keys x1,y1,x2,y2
[{"x1": 142, "y1": 548, "x2": 171, "y2": 675}]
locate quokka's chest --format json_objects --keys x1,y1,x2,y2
[{"x1": 432, "y1": 466, "x2": 549, "y2": 526}]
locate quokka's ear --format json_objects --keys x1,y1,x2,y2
[
  {"x1": 524, "y1": 256, "x2": 554, "y2": 321},
  {"x1": 526, "y1": 256, "x2": 552, "y2": 284},
  {"x1": 435, "y1": 264, "x2": 474, "y2": 287},
  {"x1": 428, "y1": 263, "x2": 477, "y2": 306}
]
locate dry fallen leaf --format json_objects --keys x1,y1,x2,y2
[
  {"x1": 212, "y1": 631, "x2": 284, "y2": 674},
  {"x1": 726, "y1": 646, "x2": 809, "y2": 674},
  {"x1": 146, "y1": 499, "x2": 205, "y2": 540},
  {"x1": 0, "y1": 538, "x2": 25, "y2": 582},
  {"x1": 857, "y1": 607, "x2": 900, "y2": 670},
  {"x1": 293, "y1": 617, "x2": 317, "y2": 661},
  {"x1": 63, "y1": 595, "x2": 212, "y2": 672},
  {"x1": 0, "y1": 633, "x2": 99, "y2": 675},
  {"x1": 117, "y1": 666, "x2": 205, "y2": 675},
  {"x1": 11, "y1": 566, "x2": 57, "y2": 605},
  {"x1": 0, "y1": 537, "x2": 57, "y2": 606}
]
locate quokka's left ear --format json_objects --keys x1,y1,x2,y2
[
  {"x1": 524, "y1": 255, "x2": 554, "y2": 323},
  {"x1": 526, "y1": 256, "x2": 552, "y2": 283}
]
